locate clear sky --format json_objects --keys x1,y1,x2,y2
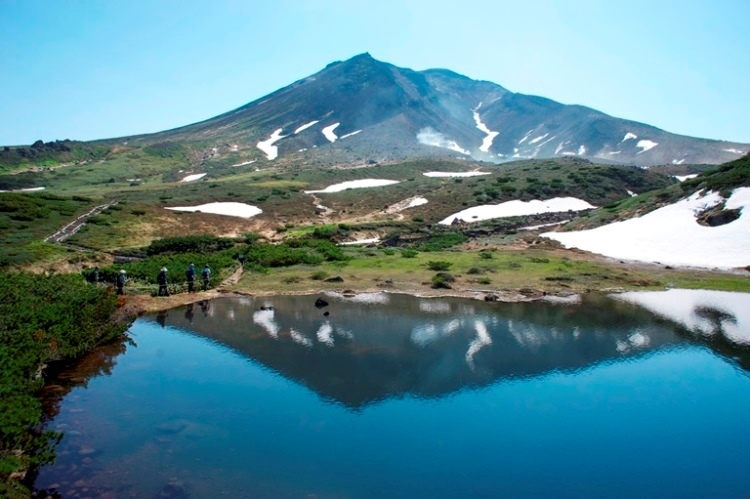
[{"x1": 1, "y1": 0, "x2": 748, "y2": 145}]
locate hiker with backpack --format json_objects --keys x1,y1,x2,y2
[
  {"x1": 186, "y1": 263, "x2": 196, "y2": 293},
  {"x1": 201, "y1": 264, "x2": 211, "y2": 291}
]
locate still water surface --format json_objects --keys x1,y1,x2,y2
[{"x1": 36, "y1": 292, "x2": 750, "y2": 497}]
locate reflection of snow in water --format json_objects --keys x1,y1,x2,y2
[
  {"x1": 290, "y1": 328, "x2": 313, "y2": 348},
  {"x1": 616, "y1": 330, "x2": 651, "y2": 353},
  {"x1": 418, "y1": 300, "x2": 452, "y2": 313},
  {"x1": 253, "y1": 309, "x2": 279, "y2": 338},
  {"x1": 508, "y1": 320, "x2": 547, "y2": 349},
  {"x1": 613, "y1": 289, "x2": 750, "y2": 345},
  {"x1": 317, "y1": 322, "x2": 334, "y2": 346},
  {"x1": 466, "y1": 320, "x2": 492, "y2": 370},
  {"x1": 411, "y1": 319, "x2": 461, "y2": 346},
  {"x1": 335, "y1": 292, "x2": 390, "y2": 304}
]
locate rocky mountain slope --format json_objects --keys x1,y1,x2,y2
[{"x1": 116, "y1": 53, "x2": 747, "y2": 168}]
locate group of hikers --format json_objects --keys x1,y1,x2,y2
[{"x1": 88, "y1": 263, "x2": 212, "y2": 296}]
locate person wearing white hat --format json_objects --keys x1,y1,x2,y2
[
  {"x1": 116, "y1": 269, "x2": 127, "y2": 295},
  {"x1": 157, "y1": 267, "x2": 169, "y2": 296}
]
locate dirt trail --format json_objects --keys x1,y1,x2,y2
[
  {"x1": 117, "y1": 265, "x2": 245, "y2": 317},
  {"x1": 45, "y1": 200, "x2": 119, "y2": 244}
]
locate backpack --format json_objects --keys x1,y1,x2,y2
[{"x1": 202, "y1": 267, "x2": 211, "y2": 279}]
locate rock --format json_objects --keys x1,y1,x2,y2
[
  {"x1": 323, "y1": 311, "x2": 330, "y2": 316},
  {"x1": 324, "y1": 276, "x2": 344, "y2": 282},
  {"x1": 484, "y1": 294, "x2": 499, "y2": 302},
  {"x1": 342, "y1": 289, "x2": 356, "y2": 297},
  {"x1": 314, "y1": 297, "x2": 329, "y2": 308}
]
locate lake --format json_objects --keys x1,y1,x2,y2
[{"x1": 34, "y1": 290, "x2": 750, "y2": 498}]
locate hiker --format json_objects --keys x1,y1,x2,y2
[
  {"x1": 186, "y1": 263, "x2": 196, "y2": 293},
  {"x1": 116, "y1": 269, "x2": 127, "y2": 295},
  {"x1": 201, "y1": 264, "x2": 211, "y2": 291},
  {"x1": 157, "y1": 267, "x2": 170, "y2": 296},
  {"x1": 87, "y1": 267, "x2": 99, "y2": 284}
]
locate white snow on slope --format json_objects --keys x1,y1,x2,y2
[
  {"x1": 231, "y1": 160, "x2": 256, "y2": 167},
  {"x1": 0, "y1": 186, "x2": 45, "y2": 192},
  {"x1": 257, "y1": 128, "x2": 286, "y2": 160},
  {"x1": 295, "y1": 120, "x2": 319, "y2": 134},
  {"x1": 439, "y1": 197, "x2": 595, "y2": 225},
  {"x1": 180, "y1": 173, "x2": 206, "y2": 182},
  {"x1": 322, "y1": 123, "x2": 340, "y2": 142},
  {"x1": 578, "y1": 145, "x2": 587, "y2": 155},
  {"x1": 408, "y1": 197, "x2": 428, "y2": 207},
  {"x1": 636, "y1": 140, "x2": 658, "y2": 153},
  {"x1": 165, "y1": 202, "x2": 262, "y2": 219},
  {"x1": 304, "y1": 179, "x2": 400, "y2": 194},
  {"x1": 622, "y1": 132, "x2": 638, "y2": 142},
  {"x1": 672, "y1": 159, "x2": 686, "y2": 165},
  {"x1": 340, "y1": 130, "x2": 362, "y2": 140},
  {"x1": 529, "y1": 133, "x2": 549, "y2": 145},
  {"x1": 473, "y1": 107, "x2": 499, "y2": 152},
  {"x1": 723, "y1": 148, "x2": 746, "y2": 155},
  {"x1": 423, "y1": 171, "x2": 490, "y2": 178},
  {"x1": 542, "y1": 187, "x2": 750, "y2": 269},
  {"x1": 613, "y1": 289, "x2": 750, "y2": 346},
  {"x1": 339, "y1": 237, "x2": 380, "y2": 246},
  {"x1": 417, "y1": 128, "x2": 470, "y2": 155},
  {"x1": 674, "y1": 174, "x2": 698, "y2": 182}
]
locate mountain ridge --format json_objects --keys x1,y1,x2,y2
[{"x1": 2, "y1": 53, "x2": 748, "y2": 171}]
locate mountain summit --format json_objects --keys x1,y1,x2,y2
[{"x1": 130, "y1": 53, "x2": 747, "y2": 167}]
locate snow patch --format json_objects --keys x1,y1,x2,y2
[
  {"x1": 528, "y1": 133, "x2": 549, "y2": 145},
  {"x1": 294, "y1": 120, "x2": 319, "y2": 134},
  {"x1": 622, "y1": 132, "x2": 638, "y2": 142},
  {"x1": 408, "y1": 197, "x2": 428, "y2": 208},
  {"x1": 439, "y1": 197, "x2": 595, "y2": 225},
  {"x1": 304, "y1": 179, "x2": 400, "y2": 194},
  {"x1": 671, "y1": 159, "x2": 686, "y2": 165},
  {"x1": 340, "y1": 130, "x2": 362, "y2": 140},
  {"x1": 165, "y1": 202, "x2": 262, "y2": 219},
  {"x1": 578, "y1": 145, "x2": 587, "y2": 156},
  {"x1": 472, "y1": 107, "x2": 499, "y2": 152},
  {"x1": 339, "y1": 237, "x2": 380, "y2": 246},
  {"x1": 180, "y1": 173, "x2": 206, "y2": 182},
  {"x1": 636, "y1": 140, "x2": 658, "y2": 153},
  {"x1": 542, "y1": 187, "x2": 750, "y2": 269},
  {"x1": 322, "y1": 123, "x2": 340, "y2": 142},
  {"x1": 0, "y1": 186, "x2": 45, "y2": 192},
  {"x1": 609, "y1": 151, "x2": 621, "y2": 155},
  {"x1": 723, "y1": 149, "x2": 745, "y2": 155},
  {"x1": 674, "y1": 174, "x2": 698, "y2": 182},
  {"x1": 256, "y1": 128, "x2": 286, "y2": 160},
  {"x1": 417, "y1": 128, "x2": 470, "y2": 155},
  {"x1": 231, "y1": 160, "x2": 256, "y2": 167},
  {"x1": 423, "y1": 171, "x2": 490, "y2": 178}
]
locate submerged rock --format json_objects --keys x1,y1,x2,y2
[{"x1": 314, "y1": 297, "x2": 329, "y2": 308}]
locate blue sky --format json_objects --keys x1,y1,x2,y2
[{"x1": 1, "y1": 0, "x2": 748, "y2": 145}]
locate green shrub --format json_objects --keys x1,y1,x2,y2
[
  {"x1": 146, "y1": 235, "x2": 234, "y2": 255},
  {"x1": 427, "y1": 261, "x2": 452, "y2": 271},
  {"x1": 0, "y1": 273, "x2": 131, "y2": 491},
  {"x1": 401, "y1": 249, "x2": 418, "y2": 258}
]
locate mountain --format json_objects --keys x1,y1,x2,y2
[{"x1": 115, "y1": 52, "x2": 747, "y2": 168}]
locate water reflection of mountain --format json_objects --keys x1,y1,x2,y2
[{"x1": 142, "y1": 293, "x2": 731, "y2": 409}]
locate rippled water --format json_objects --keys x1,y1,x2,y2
[{"x1": 35, "y1": 291, "x2": 750, "y2": 498}]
